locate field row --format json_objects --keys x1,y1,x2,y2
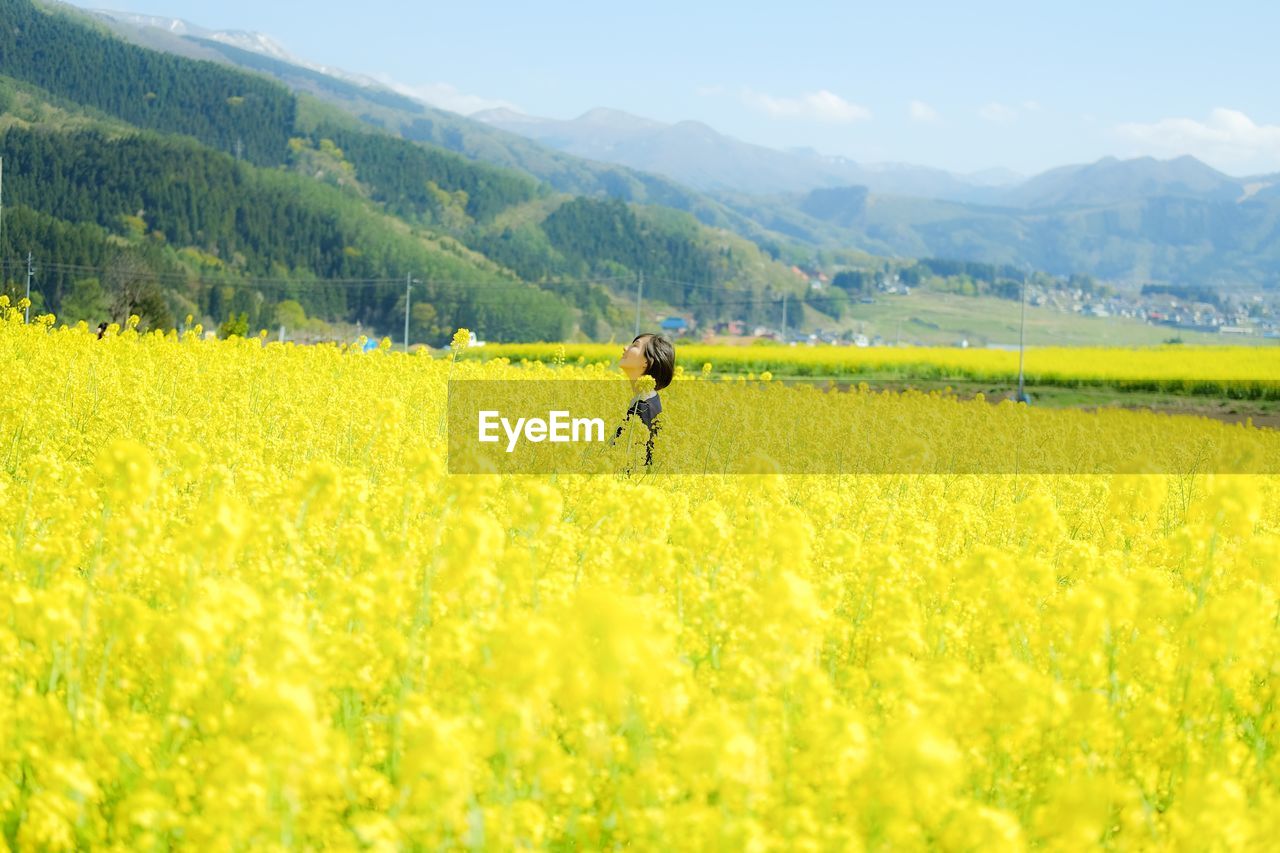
[{"x1": 469, "y1": 342, "x2": 1280, "y2": 398}]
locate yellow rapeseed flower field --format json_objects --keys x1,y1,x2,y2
[
  {"x1": 2, "y1": 307, "x2": 1278, "y2": 849},
  {"x1": 475, "y1": 342, "x2": 1280, "y2": 397}
]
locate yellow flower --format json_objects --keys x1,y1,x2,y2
[{"x1": 0, "y1": 318, "x2": 1276, "y2": 849}]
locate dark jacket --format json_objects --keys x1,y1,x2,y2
[{"x1": 613, "y1": 391, "x2": 662, "y2": 467}]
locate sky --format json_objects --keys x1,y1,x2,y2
[{"x1": 70, "y1": 0, "x2": 1280, "y2": 177}]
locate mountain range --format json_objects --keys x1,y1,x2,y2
[
  {"x1": 81, "y1": 9, "x2": 1028, "y2": 202},
  {"x1": 472, "y1": 106, "x2": 1022, "y2": 201},
  {"x1": 81, "y1": 7, "x2": 1276, "y2": 207},
  {"x1": 8, "y1": 0, "x2": 1280, "y2": 299}
]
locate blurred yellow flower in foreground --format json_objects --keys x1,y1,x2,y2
[{"x1": 0, "y1": 318, "x2": 1277, "y2": 849}]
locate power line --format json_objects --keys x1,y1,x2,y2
[
  {"x1": 0, "y1": 256, "x2": 843, "y2": 322},
  {"x1": 13, "y1": 251, "x2": 812, "y2": 305},
  {"x1": 0, "y1": 156, "x2": 5, "y2": 275},
  {"x1": 25, "y1": 253, "x2": 33, "y2": 323},
  {"x1": 22, "y1": 259, "x2": 634, "y2": 293},
  {"x1": 10, "y1": 255, "x2": 859, "y2": 325},
  {"x1": 26, "y1": 262, "x2": 403, "y2": 288}
]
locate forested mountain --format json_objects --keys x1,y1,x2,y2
[
  {"x1": 0, "y1": 121, "x2": 572, "y2": 340},
  {"x1": 998, "y1": 156, "x2": 1244, "y2": 209},
  {"x1": 0, "y1": 0, "x2": 294, "y2": 165},
  {"x1": 0, "y1": 0, "x2": 808, "y2": 342}
]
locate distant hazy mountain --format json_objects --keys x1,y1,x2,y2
[
  {"x1": 473, "y1": 107, "x2": 1021, "y2": 200},
  {"x1": 998, "y1": 155, "x2": 1246, "y2": 209},
  {"x1": 777, "y1": 154, "x2": 1280, "y2": 288},
  {"x1": 964, "y1": 167, "x2": 1026, "y2": 187}
]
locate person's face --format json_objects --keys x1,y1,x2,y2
[{"x1": 620, "y1": 335, "x2": 650, "y2": 378}]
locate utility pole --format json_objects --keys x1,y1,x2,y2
[
  {"x1": 0, "y1": 155, "x2": 5, "y2": 279},
  {"x1": 25, "y1": 252, "x2": 33, "y2": 323},
  {"x1": 634, "y1": 272, "x2": 643, "y2": 337},
  {"x1": 781, "y1": 292, "x2": 788, "y2": 342},
  {"x1": 1016, "y1": 268, "x2": 1029, "y2": 403},
  {"x1": 404, "y1": 274, "x2": 420, "y2": 351}
]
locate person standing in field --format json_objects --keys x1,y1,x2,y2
[{"x1": 615, "y1": 332, "x2": 675, "y2": 468}]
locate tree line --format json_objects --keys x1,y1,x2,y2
[{"x1": 0, "y1": 126, "x2": 571, "y2": 343}]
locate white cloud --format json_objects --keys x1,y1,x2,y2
[
  {"x1": 1114, "y1": 108, "x2": 1280, "y2": 174},
  {"x1": 741, "y1": 88, "x2": 871, "y2": 123},
  {"x1": 979, "y1": 102, "x2": 1017, "y2": 123},
  {"x1": 1021, "y1": 100, "x2": 1042, "y2": 112},
  {"x1": 909, "y1": 100, "x2": 940, "y2": 123},
  {"x1": 374, "y1": 76, "x2": 519, "y2": 115}
]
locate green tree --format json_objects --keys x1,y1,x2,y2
[
  {"x1": 218, "y1": 311, "x2": 249, "y2": 337},
  {"x1": 59, "y1": 276, "x2": 110, "y2": 324},
  {"x1": 272, "y1": 299, "x2": 307, "y2": 331},
  {"x1": 410, "y1": 302, "x2": 442, "y2": 341}
]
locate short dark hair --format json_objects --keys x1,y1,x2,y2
[{"x1": 635, "y1": 332, "x2": 675, "y2": 391}]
